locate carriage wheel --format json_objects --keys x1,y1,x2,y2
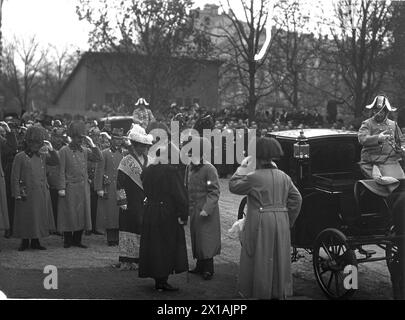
[
  {"x1": 313, "y1": 228, "x2": 357, "y2": 300},
  {"x1": 237, "y1": 196, "x2": 248, "y2": 220}
]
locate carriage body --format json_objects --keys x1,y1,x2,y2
[
  {"x1": 267, "y1": 129, "x2": 368, "y2": 248},
  {"x1": 252, "y1": 129, "x2": 402, "y2": 299}
]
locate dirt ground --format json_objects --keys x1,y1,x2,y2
[{"x1": 0, "y1": 179, "x2": 394, "y2": 300}]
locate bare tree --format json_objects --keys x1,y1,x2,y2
[
  {"x1": 2, "y1": 37, "x2": 47, "y2": 114},
  {"x1": 322, "y1": 0, "x2": 394, "y2": 117},
  {"x1": 217, "y1": 0, "x2": 274, "y2": 121},
  {"x1": 38, "y1": 45, "x2": 80, "y2": 106},
  {"x1": 76, "y1": 0, "x2": 212, "y2": 110},
  {"x1": 269, "y1": 0, "x2": 323, "y2": 109}
]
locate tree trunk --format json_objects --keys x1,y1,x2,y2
[{"x1": 248, "y1": 61, "x2": 256, "y2": 122}]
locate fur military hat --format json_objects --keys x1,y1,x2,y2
[
  {"x1": 25, "y1": 125, "x2": 46, "y2": 143},
  {"x1": 67, "y1": 120, "x2": 87, "y2": 138}
]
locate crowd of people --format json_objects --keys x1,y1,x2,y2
[{"x1": 0, "y1": 94, "x2": 404, "y2": 300}]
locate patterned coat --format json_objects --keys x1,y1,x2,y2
[
  {"x1": 94, "y1": 148, "x2": 123, "y2": 231},
  {"x1": 11, "y1": 150, "x2": 59, "y2": 238},
  {"x1": 185, "y1": 161, "x2": 221, "y2": 260},
  {"x1": 0, "y1": 132, "x2": 17, "y2": 230},
  {"x1": 57, "y1": 145, "x2": 102, "y2": 232}
]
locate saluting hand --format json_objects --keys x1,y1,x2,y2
[
  {"x1": 84, "y1": 135, "x2": 96, "y2": 148},
  {"x1": 0, "y1": 121, "x2": 11, "y2": 133},
  {"x1": 43, "y1": 140, "x2": 54, "y2": 152}
]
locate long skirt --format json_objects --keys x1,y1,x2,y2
[{"x1": 119, "y1": 231, "x2": 140, "y2": 264}]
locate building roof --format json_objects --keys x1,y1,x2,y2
[{"x1": 53, "y1": 52, "x2": 224, "y2": 106}]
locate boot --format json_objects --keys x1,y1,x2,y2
[
  {"x1": 64, "y1": 232, "x2": 73, "y2": 248},
  {"x1": 30, "y1": 239, "x2": 46, "y2": 250},
  {"x1": 73, "y1": 230, "x2": 87, "y2": 248},
  {"x1": 18, "y1": 239, "x2": 29, "y2": 251}
]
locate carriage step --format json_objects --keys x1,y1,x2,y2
[{"x1": 358, "y1": 247, "x2": 376, "y2": 257}]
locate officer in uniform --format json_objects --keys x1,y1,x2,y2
[
  {"x1": 358, "y1": 94, "x2": 405, "y2": 299},
  {"x1": 358, "y1": 94, "x2": 405, "y2": 179}
]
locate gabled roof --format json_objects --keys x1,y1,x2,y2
[{"x1": 53, "y1": 52, "x2": 224, "y2": 105}]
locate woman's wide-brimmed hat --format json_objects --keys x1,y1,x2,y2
[
  {"x1": 127, "y1": 124, "x2": 153, "y2": 145},
  {"x1": 135, "y1": 97, "x2": 149, "y2": 107},
  {"x1": 365, "y1": 95, "x2": 396, "y2": 112}
]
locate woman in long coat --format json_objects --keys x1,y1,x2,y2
[
  {"x1": 139, "y1": 143, "x2": 189, "y2": 291},
  {"x1": 229, "y1": 137, "x2": 302, "y2": 300},
  {"x1": 116, "y1": 124, "x2": 153, "y2": 270},
  {"x1": 11, "y1": 126, "x2": 59, "y2": 251},
  {"x1": 94, "y1": 129, "x2": 124, "y2": 246},
  {"x1": 185, "y1": 137, "x2": 221, "y2": 280},
  {"x1": 0, "y1": 121, "x2": 17, "y2": 237}
]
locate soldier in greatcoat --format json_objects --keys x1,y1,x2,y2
[
  {"x1": 57, "y1": 120, "x2": 102, "y2": 248},
  {"x1": 0, "y1": 121, "x2": 17, "y2": 244},
  {"x1": 94, "y1": 128, "x2": 124, "y2": 246},
  {"x1": 11, "y1": 125, "x2": 59, "y2": 251},
  {"x1": 185, "y1": 137, "x2": 221, "y2": 280}
]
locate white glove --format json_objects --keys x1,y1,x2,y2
[
  {"x1": 97, "y1": 190, "x2": 104, "y2": 198},
  {"x1": 378, "y1": 130, "x2": 392, "y2": 143},
  {"x1": 84, "y1": 135, "x2": 96, "y2": 148},
  {"x1": 0, "y1": 121, "x2": 11, "y2": 133},
  {"x1": 43, "y1": 140, "x2": 54, "y2": 152},
  {"x1": 58, "y1": 190, "x2": 66, "y2": 197}
]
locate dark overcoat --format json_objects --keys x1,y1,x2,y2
[
  {"x1": 0, "y1": 131, "x2": 17, "y2": 230},
  {"x1": 138, "y1": 164, "x2": 189, "y2": 279}
]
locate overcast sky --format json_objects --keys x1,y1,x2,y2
[{"x1": 2, "y1": 0, "x2": 332, "y2": 51}]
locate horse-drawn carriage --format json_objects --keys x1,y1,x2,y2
[{"x1": 237, "y1": 129, "x2": 404, "y2": 299}]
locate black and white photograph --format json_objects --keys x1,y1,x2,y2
[{"x1": 0, "y1": 0, "x2": 405, "y2": 306}]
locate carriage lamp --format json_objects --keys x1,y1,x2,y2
[{"x1": 294, "y1": 130, "x2": 310, "y2": 159}]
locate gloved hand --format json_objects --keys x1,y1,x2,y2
[
  {"x1": 58, "y1": 190, "x2": 66, "y2": 197},
  {"x1": 97, "y1": 190, "x2": 104, "y2": 198},
  {"x1": 378, "y1": 130, "x2": 393, "y2": 143}
]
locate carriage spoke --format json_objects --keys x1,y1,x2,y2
[
  {"x1": 327, "y1": 272, "x2": 334, "y2": 289},
  {"x1": 334, "y1": 272, "x2": 340, "y2": 296},
  {"x1": 321, "y1": 243, "x2": 334, "y2": 261}
]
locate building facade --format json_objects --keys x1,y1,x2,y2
[{"x1": 51, "y1": 52, "x2": 221, "y2": 116}]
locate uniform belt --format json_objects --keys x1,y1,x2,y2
[
  {"x1": 258, "y1": 205, "x2": 288, "y2": 212},
  {"x1": 144, "y1": 199, "x2": 165, "y2": 206}
]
